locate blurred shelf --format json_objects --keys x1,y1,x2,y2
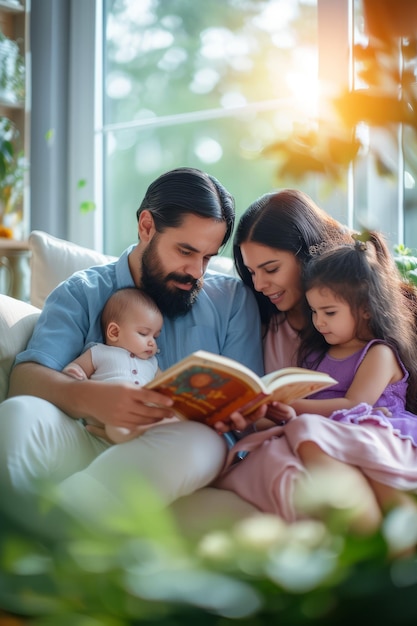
[
  {"x1": 0, "y1": 237, "x2": 30, "y2": 301},
  {"x1": 0, "y1": 237, "x2": 29, "y2": 251},
  {"x1": 0, "y1": 1, "x2": 24, "y2": 14},
  {"x1": 0, "y1": 0, "x2": 29, "y2": 240},
  {"x1": 0, "y1": 95, "x2": 24, "y2": 108}
]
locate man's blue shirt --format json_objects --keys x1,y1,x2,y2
[{"x1": 16, "y1": 246, "x2": 264, "y2": 376}]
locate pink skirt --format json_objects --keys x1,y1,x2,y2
[{"x1": 214, "y1": 413, "x2": 417, "y2": 522}]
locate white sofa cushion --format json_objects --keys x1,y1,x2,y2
[
  {"x1": 29, "y1": 231, "x2": 116, "y2": 309},
  {"x1": 29, "y1": 230, "x2": 235, "y2": 309},
  {"x1": 0, "y1": 295, "x2": 41, "y2": 402}
]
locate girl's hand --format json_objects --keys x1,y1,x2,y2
[
  {"x1": 374, "y1": 406, "x2": 392, "y2": 417},
  {"x1": 265, "y1": 401, "x2": 296, "y2": 425}
]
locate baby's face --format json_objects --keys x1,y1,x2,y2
[{"x1": 108, "y1": 306, "x2": 163, "y2": 359}]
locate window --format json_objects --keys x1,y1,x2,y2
[
  {"x1": 100, "y1": 0, "x2": 320, "y2": 256},
  {"x1": 57, "y1": 0, "x2": 416, "y2": 255},
  {"x1": 350, "y1": 0, "x2": 416, "y2": 249}
]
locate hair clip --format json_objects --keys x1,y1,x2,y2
[
  {"x1": 354, "y1": 239, "x2": 367, "y2": 251},
  {"x1": 352, "y1": 231, "x2": 369, "y2": 251},
  {"x1": 308, "y1": 242, "x2": 329, "y2": 257}
]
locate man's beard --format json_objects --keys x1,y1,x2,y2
[{"x1": 140, "y1": 239, "x2": 203, "y2": 318}]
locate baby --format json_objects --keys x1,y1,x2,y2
[{"x1": 63, "y1": 287, "x2": 176, "y2": 443}]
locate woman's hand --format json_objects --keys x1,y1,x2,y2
[
  {"x1": 212, "y1": 400, "x2": 296, "y2": 435},
  {"x1": 212, "y1": 404, "x2": 268, "y2": 433}
]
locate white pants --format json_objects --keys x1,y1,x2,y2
[{"x1": 0, "y1": 396, "x2": 257, "y2": 538}]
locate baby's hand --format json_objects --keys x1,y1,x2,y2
[{"x1": 62, "y1": 363, "x2": 88, "y2": 380}]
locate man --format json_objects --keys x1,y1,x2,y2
[{"x1": 0, "y1": 167, "x2": 263, "y2": 537}]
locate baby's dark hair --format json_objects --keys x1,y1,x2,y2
[
  {"x1": 299, "y1": 231, "x2": 417, "y2": 412},
  {"x1": 101, "y1": 287, "x2": 162, "y2": 337}
]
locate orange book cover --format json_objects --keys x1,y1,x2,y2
[{"x1": 146, "y1": 350, "x2": 337, "y2": 426}]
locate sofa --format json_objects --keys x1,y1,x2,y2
[
  {"x1": 0, "y1": 229, "x2": 236, "y2": 404},
  {"x1": 0, "y1": 231, "x2": 255, "y2": 538}
]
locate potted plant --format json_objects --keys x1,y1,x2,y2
[
  {"x1": 0, "y1": 29, "x2": 25, "y2": 104},
  {"x1": 0, "y1": 116, "x2": 26, "y2": 238}
]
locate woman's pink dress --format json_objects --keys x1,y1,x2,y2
[{"x1": 214, "y1": 323, "x2": 417, "y2": 521}]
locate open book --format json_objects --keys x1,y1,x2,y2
[{"x1": 146, "y1": 350, "x2": 337, "y2": 426}]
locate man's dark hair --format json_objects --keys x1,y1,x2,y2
[{"x1": 136, "y1": 167, "x2": 235, "y2": 247}]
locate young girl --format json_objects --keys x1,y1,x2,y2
[
  {"x1": 215, "y1": 191, "x2": 417, "y2": 534},
  {"x1": 296, "y1": 232, "x2": 417, "y2": 421},
  {"x1": 267, "y1": 233, "x2": 417, "y2": 512}
]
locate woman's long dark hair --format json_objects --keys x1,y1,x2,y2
[
  {"x1": 299, "y1": 231, "x2": 417, "y2": 413},
  {"x1": 233, "y1": 189, "x2": 351, "y2": 328}
]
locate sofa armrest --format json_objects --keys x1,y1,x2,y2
[{"x1": 0, "y1": 295, "x2": 41, "y2": 402}]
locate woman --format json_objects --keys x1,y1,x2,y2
[
  {"x1": 214, "y1": 189, "x2": 417, "y2": 534},
  {"x1": 233, "y1": 189, "x2": 352, "y2": 369}
]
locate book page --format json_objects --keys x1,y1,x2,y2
[
  {"x1": 269, "y1": 378, "x2": 336, "y2": 405},
  {"x1": 261, "y1": 367, "x2": 333, "y2": 387}
]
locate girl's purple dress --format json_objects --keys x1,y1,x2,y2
[
  {"x1": 215, "y1": 339, "x2": 417, "y2": 521},
  {"x1": 306, "y1": 339, "x2": 417, "y2": 446}
]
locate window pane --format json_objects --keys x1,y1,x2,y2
[
  {"x1": 103, "y1": 112, "x2": 282, "y2": 256},
  {"x1": 103, "y1": 0, "x2": 319, "y2": 255},
  {"x1": 351, "y1": 0, "x2": 417, "y2": 250},
  {"x1": 404, "y1": 124, "x2": 417, "y2": 249},
  {"x1": 104, "y1": 0, "x2": 318, "y2": 123},
  {"x1": 101, "y1": 0, "x2": 417, "y2": 256}
]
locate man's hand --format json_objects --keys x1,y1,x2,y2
[
  {"x1": 9, "y1": 362, "x2": 176, "y2": 428},
  {"x1": 72, "y1": 380, "x2": 178, "y2": 429}
]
